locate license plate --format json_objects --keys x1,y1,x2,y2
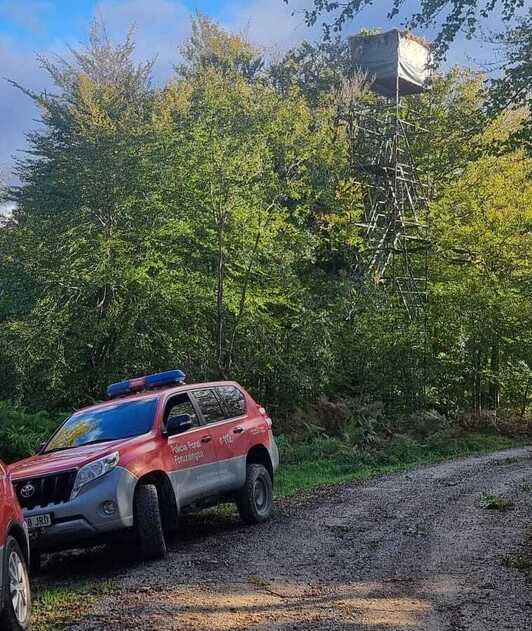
[{"x1": 26, "y1": 514, "x2": 52, "y2": 529}]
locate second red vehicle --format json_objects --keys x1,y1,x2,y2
[
  {"x1": 0, "y1": 460, "x2": 31, "y2": 631},
  {"x1": 9, "y1": 371, "x2": 279, "y2": 565}
]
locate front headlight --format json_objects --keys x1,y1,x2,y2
[{"x1": 71, "y1": 452, "x2": 119, "y2": 499}]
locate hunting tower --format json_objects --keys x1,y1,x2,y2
[{"x1": 348, "y1": 29, "x2": 431, "y2": 319}]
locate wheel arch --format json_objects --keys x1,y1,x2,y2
[
  {"x1": 246, "y1": 444, "x2": 274, "y2": 482},
  {"x1": 135, "y1": 470, "x2": 178, "y2": 533},
  {"x1": 7, "y1": 521, "x2": 29, "y2": 565}
]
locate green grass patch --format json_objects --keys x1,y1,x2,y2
[
  {"x1": 32, "y1": 580, "x2": 113, "y2": 630},
  {"x1": 479, "y1": 492, "x2": 513, "y2": 510},
  {"x1": 275, "y1": 432, "x2": 525, "y2": 498}
]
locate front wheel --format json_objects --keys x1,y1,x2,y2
[
  {"x1": 237, "y1": 464, "x2": 273, "y2": 524},
  {"x1": 0, "y1": 536, "x2": 31, "y2": 631},
  {"x1": 134, "y1": 484, "x2": 167, "y2": 560}
]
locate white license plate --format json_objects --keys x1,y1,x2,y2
[{"x1": 26, "y1": 514, "x2": 52, "y2": 529}]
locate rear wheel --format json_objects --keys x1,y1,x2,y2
[
  {"x1": 134, "y1": 484, "x2": 167, "y2": 560},
  {"x1": 0, "y1": 536, "x2": 31, "y2": 631},
  {"x1": 237, "y1": 464, "x2": 273, "y2": 524}
]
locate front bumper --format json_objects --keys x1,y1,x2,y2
[{"x1": 21, "y1": 466, "x2": 137, "y2": 550}]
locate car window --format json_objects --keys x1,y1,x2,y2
[
  {"x1": 165, "y1": 393, "x2": 200, "y2": 429},
  {"x1": 192, "y1": 389, "x2": 225, "y2": 424},
  {"x1": 45, "y1": 398, "x2": 158, "y2": 453},
  {"x1": 217, "y1": 386, "x2": 246, "y2": 418}
]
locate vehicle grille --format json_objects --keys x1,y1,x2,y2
[{"x1": 13, "y1": 470, "x2": 77, "y2": 510}]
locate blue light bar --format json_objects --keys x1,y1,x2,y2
[
  {"x1": 106, "y1": 369, "x2": 186, "y2": 399},
  {"x1": 145, "y1": 370, "x2": 186, "y2": 389}
]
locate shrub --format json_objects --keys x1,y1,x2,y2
[
  {"x1": 286, "y1": 397, "x2": 388, "y2": 437},
  {"x1": 384, "y1": 434, "x2": 425, "y2": 464},
  {"x1": 288, "y1": 397, "x2": 352, "y2": 435},
  {"x1": 396, "y1": 409, "x2": 449, "y2": 437},
  {"x1": 0, "y1": 401, "x2": 63, "y2": 463},
  {"x1": 276, "y1": 432, "x2": 346, "y2": 465},
  {"x1": 457, "y1": 410, "x2": 532, "y2": 437}
]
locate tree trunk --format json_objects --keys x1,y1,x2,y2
[
  {"x1": 488, "y1": 340, "x2": 500, "y2": 411},
  {"x1": 520, "y1": 378, "x2": 530, "y2": 419},
  {"x1": 216, "y1": 213, "x2": 226, "y2": 378},
  {"x1": 473, "y1": 348, "x2": 482, "y2": 417}
]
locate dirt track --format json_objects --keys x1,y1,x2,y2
[{"x1": 42, "y1": 447, "x2": 531, "y2": 630}]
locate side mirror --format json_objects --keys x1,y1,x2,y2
[
  {"x1": 37, "y1": 442, "x2": 47, "y2": 454},
  {"x1": 166, "y1": 414, "x2": 193, "y2": 437}
]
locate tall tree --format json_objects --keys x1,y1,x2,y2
[
  {"x1": 0, "y1": 18, "x2": 360, "y2": 412},
  {"x1": 159, "y1": 19, "x2": 361, "y2": 387},
  {"x1": 430, "y1": 147, "x2": 531, "y2": 415},
  {"x1": 0, "y1": 23, "x2": 168, "y2": 406}
]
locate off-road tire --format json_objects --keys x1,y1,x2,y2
[
  {"x1": 0, "y1": 536, "x2": 31, "y2": 631},
  {"x1": 237, "y1": 464, "x2": 273, "y2": 525},
  {"x1": 134, "y1": 484, "x2": 167, "y2": 560}
]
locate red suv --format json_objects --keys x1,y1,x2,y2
[
  {"x1": 9, "y1": 371, "x2": 279, "y2": 565},
  {"x1": 0, "y1": 460, "x2": 31, "y2": 631}
]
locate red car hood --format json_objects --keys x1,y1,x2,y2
[{"x1": 9, "y1": 441, "x2": 122, "y2": 479}]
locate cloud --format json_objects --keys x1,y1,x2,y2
[
  {"x1": 0, "y1": 0, "x2": 192, "y2": 184},
  {"x1": 225, "y1": 0, "x2": 320, "y2": 57},
  {"x1": 0, "y1": 36, "x2": 50, "y2": 186}
]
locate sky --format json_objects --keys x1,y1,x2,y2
[{"x1": 0, "y1": 0, "x2": 511, "y2": 210}]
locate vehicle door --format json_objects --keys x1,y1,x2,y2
[
  {"x1": 160, "y1": 391, "x2": 218, "y2": 508},
  {"x1": 199, "y1": 385, "x2": 251, "y2": 492}
]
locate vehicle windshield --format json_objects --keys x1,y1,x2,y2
[{"x1": 44, "y1": 397, "x2": 158, "y2": 453}]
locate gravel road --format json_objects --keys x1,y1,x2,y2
[{"x1": 43, "y1": 447, "x2": 531, "y2": 630}]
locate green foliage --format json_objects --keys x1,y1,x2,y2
[
  {"x1": 486, "y1": 9, "x2": 531, "y2": 151},
  {"x1": 275, "y1": 392, "x2": 530, "y2": 488},
  {"x1": 0, "y1": 19, "x2": 361, "y2": 413},
  {"x1": 0, "y1": 401, "x2": 62, "y2": 463},
  {"x1": 404, "y1": 67, "x2": 488, "y2": 187},
  {"x1": 177, "y1": 13, "x2": 264, "y2": 80},
  {"x1": 269, "y1": 37, "x2": 351, "y2": 106},
  {"x1": 0, "y1": 16, "x2": 529, "y2": 441},
  {"x1": 429, "y1": 150, "x2": 532, "y2": 416}
]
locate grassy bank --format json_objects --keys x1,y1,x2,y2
[{"x1": 275, "y1": 432, "x2": 526, "y2": 497}]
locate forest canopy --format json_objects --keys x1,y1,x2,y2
[{"x1": 0, "y1": 16, "x2": 530, "y2": 433}]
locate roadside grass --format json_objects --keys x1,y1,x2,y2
[
  {"x1": 275, "y1": 432, "x2": 527, "y2": 497},
  {"x1": 32, "y1": 580, "x2": 113, "y2": 631}
]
